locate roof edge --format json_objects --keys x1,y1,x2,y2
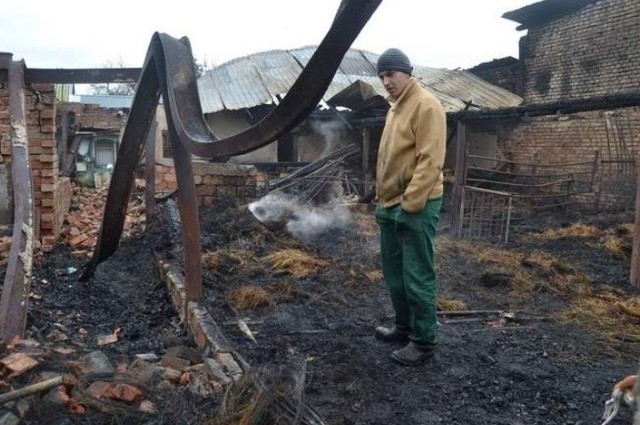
[{"x1": 503, "y1": 0, "x2": 600, "y2": 30}]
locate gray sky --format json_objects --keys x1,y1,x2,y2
[{"x1": 1, "y1": 0, "x2": 533, "y2": 70}]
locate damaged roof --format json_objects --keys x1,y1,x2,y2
[
  {"x1": 503, "y1": 0, "x2": 600, "y2": 30},
  {"x1": 197, "y1": 47, "x2": 522, "y2": 114}
]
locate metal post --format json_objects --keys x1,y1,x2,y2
[{"x1": 451, "y1": 121, "x2": 467, "y2": 238}]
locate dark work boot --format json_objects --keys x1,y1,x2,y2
[
  {"x1": 391, "y1": 342, "x2": 435, "y2": 366},
  {"x1": 375, "y1": 326, "x2": 409, "y2": 343}
]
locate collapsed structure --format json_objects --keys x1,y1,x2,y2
[{"x1": 0, "y1": 0, "x2": 638, "y2": 361}]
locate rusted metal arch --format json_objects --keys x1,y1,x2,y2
[
  {"x1": 80, "y1": 0, "x2": 382, "y2": 303},
  {"x1": 0, "y1": 58, "x2": 36, "y2": 342}
]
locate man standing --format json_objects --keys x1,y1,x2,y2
[{"x1": 374, "y1": 48, "x2": 446, "y2": 366}]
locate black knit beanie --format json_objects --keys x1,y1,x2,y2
[{"x1": 376, "y1": 48, "x2": 413, "y2": 75}]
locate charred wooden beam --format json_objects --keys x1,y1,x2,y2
[
  {"x1": 269, "y1": 143, "x2": 360, "y2": 192},
  {"x1": 451, "y1": 91, "x2": 640, "y2": 121},
  {"x1": 268, "y1": 147, "x2": 360, "y2": 203},
  {"x1": 80, "y1": 0, "x2": 382, "y2": 304},
  {"x1": 0, "y1": 59, "x2": 35, "y2": 342},
  {"x1": 450, "y1": 121, "x2": 467, "y2": 239}
]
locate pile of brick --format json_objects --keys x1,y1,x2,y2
[
  {"x1": 61, "y1": 183, "x2": 146, "y2": 256},
  {"x1": 0, "y1": 338, "x2": 234, "y2": 422}
]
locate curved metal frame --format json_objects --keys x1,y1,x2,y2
[{"x1": 80, "y1": 0, "x2": 382, "y2": 302}]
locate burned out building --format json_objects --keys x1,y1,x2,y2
[
  {"x1": 447, "y1": 0, "x2": 640, "y2": 241},
  {"x1": 189, "y1": 46, "x2": 521, "y2": 197},
  {"x1": 0, "y1": 74, "x2": 72, "y2": 253},
  {"x1": 468, "y1": 57, "x2": 520, "y2": 94}
]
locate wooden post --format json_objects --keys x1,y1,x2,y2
[
  {"x1": 505, "y1": 195, "x2": 513, "y2": 243},
  {"x1": 629, "y1": 170, "x2": 640, "y2": 286},
  {"x1": 362, "y1": 127, "x2": 371, "y2": 194},
  {"x1": 277, "y1": 133, "x2": 296, "y2": 162},
  {"x1": 0, "y1": 59, "x2": 35, "y2": 342},
  {"x1": 565, "y1": 174, "x2": 574, "y2": 213},
  {"x1": 530, "y1": 153, "x2": 538, "y2": 206},
  {"x1": 58, "y1": 104, "x2": 69, "y2": 173},
  {"x1": 591, "y1": 150, "x2": 602, "y2": 211},
  {"x1": 450, "y1": 121, "x2": 467, "y2": 238}
]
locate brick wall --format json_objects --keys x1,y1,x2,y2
[
  {"x1": 478, "y1": 105, "x2": 640, "y2": 210},
  {"x1": 155, "y1": 159, "x2": 257, "y2": 206},
  {"x1": 468, "y1": 57, "x2": 520, "y2": 94},
  {"x1": 0, "y1": 83, "x2": 71, "y2": 251},
  {"x1": 64, "y1": 102, "x2": 127, "y2": 131},
  {"x1": 522, "y1": 0, "x2": 640, "y2": 102}
]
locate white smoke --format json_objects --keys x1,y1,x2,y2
[
  {"x1": 248, "y1": 193, "x2": 351, "y2": 241},
  {"x1": 312, "y1": 120, "x2": 345, "y2": 157}
]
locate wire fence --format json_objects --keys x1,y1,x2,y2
[{"x1": 455, "y1": 150, "x2": 636, "y2": 243}]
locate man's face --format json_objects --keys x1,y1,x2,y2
[{"x1": 378, "y1": 70, "x2": 411, "y2": 99}]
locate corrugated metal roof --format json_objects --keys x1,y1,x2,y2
[{"x1": 198, "y1": 47, "x2": 522, "y2": 114}]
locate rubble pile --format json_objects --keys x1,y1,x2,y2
[
  {"x1": 61, "y1": 182, "x2": 146, "y2": 256},
  {"x1": 0, "y1": 338, "x2": 238, "y2": 422},
  {"x1": 0, "y1": 229, "x2": 11, "y2": 268}
]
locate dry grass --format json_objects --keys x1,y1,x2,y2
[
  {"x1": 558, "y1": 293, "x2": 640, "y2": 343},
  {"x1": 619, "y1": 223, "x2": 634, "y2": 235},
  {"x1": 416, "y1": 221, "x2": 638, "y2": 345},
  {"x1": 602, "y1": 234, "x2": 631, "y2": 260},
  {"x1": 547, "y1": 272, "x2": 592, "y2": 296},
  {"x1": 355, "y1": 213, "x2": 379, "y2": 237},
  {"x1": 616, "y1": 298, "x2": 640, "y2": 319},
  {"x1": 211, "y1": 365, "x2": 320, "y2": 425},
  {"x1": 437, "y1": 297, "x2": 467, "y2": 311},
  {"x1": 265, "y1": 249, "x2": 328, "y2": 278},
  {"x1": 524, "y1": 223, "x2": 604, "y2": 240},
  {"x1": 365, "y1": 270, "x2": 384, "y2": 282},
  {"x1": 476, "y1": 245, "x2": 522, "y2": 267},
  {"x1": 470, "y1": 243, "x2": 600, "y2": 302},
  {"x1": 203, "y1": 249, "x2": 252, "y2": 273},
  {"x1": 435, "y1": 235, "x2": 477, "y2": 257},
  {"x1": 475, "y1": 247, "x2": 540, "y2": 297},
  {"x1": 521, "y1": 251, "x2": 558, "y2": 270},
  {"x1": 229, "y1": 285, "x2": 275, "y2": 310}
]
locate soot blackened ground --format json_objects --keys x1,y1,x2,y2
[
  {"x1": 30, "y1": 231, "x2": 181, "y2": 359},
  {"x1": 18, "y1": 192, "x2": 640, "y2": 425},
  {"x1": 198, "y1": 198, "x2": 640, "y2": 425},
  {"x1": 24, "y1": 224, "x2": 222, "y2": 424}
]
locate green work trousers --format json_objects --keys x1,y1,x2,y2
[{"x1": 375, "y1": 198, "x2": 442, "y2": 348}]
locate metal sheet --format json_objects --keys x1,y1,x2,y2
[
  {"x1": 249, "y1": 50, "x2": 302, "y2": 99},
  {"x1": 197, "y1": 73, "x2": 224, "y2": 112},
  {"x1": 199, "y1": 48, "x2": 523, "y2": 115},
  {"x1": 338, "y1": 49, "x2": 377, "y2": 79},
  {"x1": 212, "y1": 58, "x2": 273, "y2": 110}
]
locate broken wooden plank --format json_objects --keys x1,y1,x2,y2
[
  {"x1": 268, "y1": 143, "x2": 360, "y2": 193},
  {"x1": 0, "y1": 376, "x2": 62, "y2": 406},
  {"x1": 0, "y1": 59, "x2": 35, "y2": 342}
]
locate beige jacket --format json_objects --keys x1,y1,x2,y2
[{"x1": 376, "y1": 78, "x2": 446, "y2": 213}]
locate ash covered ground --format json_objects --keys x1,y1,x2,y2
[
  {"x1": 199, "y1": 195, "x2": 640, "y2": 425},
  {"x1": 8, "y1": 188, "x2": 640, "y2": 425}
]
